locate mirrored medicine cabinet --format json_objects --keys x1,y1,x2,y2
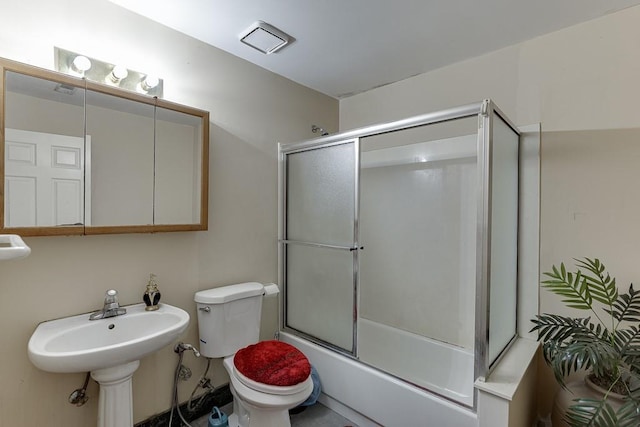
[{"x1": 1, "y1": 57, "x2": 209, "y2": 236}]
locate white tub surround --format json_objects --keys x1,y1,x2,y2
[{"x1": 475, "y1": 338, "x2": 539, "y2": 427}]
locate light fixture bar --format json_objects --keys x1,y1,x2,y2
[{"x1": 54, "y1": 47, "x2": 163, "y2": 97}]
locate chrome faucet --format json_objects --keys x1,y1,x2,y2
[{"x1": 89, "y1": 289, "x2": 127, "y2": 320}]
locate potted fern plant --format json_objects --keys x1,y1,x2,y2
[{"x1": 531, "y1": 257, "x2": 640, "y2": 426}]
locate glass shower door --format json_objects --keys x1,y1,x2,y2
[
  {"x1": 279, "y1": 100, "x2": 520, "y2": 409},
  {"x1": 281, "y1": 139, "x2": 359, "y2": 353}
]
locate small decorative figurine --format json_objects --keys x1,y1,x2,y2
[{"x1": 143, "y1": 273, "x2": 161, "y2": 311}]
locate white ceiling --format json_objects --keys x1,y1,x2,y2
[{"x1": 109, "y1": 0, "x2": 640, "y2": 99}]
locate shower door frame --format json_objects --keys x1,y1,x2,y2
[
  {"x1": 278, "y1": 99, "x2": 520, "y2": 397},
  {"x1": 278, "y1": 137, "x2": 361, "y2": 356}
]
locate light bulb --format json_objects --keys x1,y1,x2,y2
[
  {"x1": 141, "y1": 75, "x2": 159, "y2": 91},
  {"x1": 70, "y1": 55, "x2": 91, "y2": 74},
  {"x1": 107, "y1": 65, "x2": 129, "y2": 84}
]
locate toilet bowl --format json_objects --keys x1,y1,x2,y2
[
  {"x1": 224, "y1": 356, "x2": 313, "y2": 427},
  {"x1": 195, "y1": 283, "x2": 313, "y2": 427}
]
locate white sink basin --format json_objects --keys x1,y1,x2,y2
[{"x1": 28, "y1": 303, "x2": 189, "y2": 373}]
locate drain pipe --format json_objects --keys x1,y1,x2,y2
[{"x1": 68, "y1": 372, "x2": 90, "y2": 406}]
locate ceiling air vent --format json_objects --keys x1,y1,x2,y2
[{"x1": 240, "y1": 21, "x2": 291, "y2": 54}]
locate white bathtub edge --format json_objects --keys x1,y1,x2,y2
[
  {"x1": 282, "y1": 331, "x2": 478, "y2": 427},
  {"x1": 318, "y1": 393, "x2": 382, "y2": 427}
]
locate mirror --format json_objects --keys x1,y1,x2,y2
[
  {"x1": 154, "y1": 104, "x2": 204, "y2": 226},
  {"x1": 3, "y1": 69, "x2": 86, "y2": 232},
  {"x1": 85, "y1": 86, "x2": 155, "y2": 228},
  {"x1": 1, "y1": 58, "x2": 209, "y2": 236}
]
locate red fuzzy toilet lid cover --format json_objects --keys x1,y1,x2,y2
[{"x1": 234, "y1": 340, "x2": 311, "y2": 386}]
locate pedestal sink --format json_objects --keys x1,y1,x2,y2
[{"x1": 28, "y1": 303, "x2": 189, "y2": 427}]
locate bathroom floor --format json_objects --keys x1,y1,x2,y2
[{"x1": 191, "y1": 402, "x2": 358, "y2": 427}]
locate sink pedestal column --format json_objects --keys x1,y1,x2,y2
[{"x1": 91, "y1": 360, "x2": 140, "y2": 427}]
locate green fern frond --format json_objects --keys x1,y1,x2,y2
[
  {"x1": 624, "y1": 377, "x2": 640, "y2": 406},
  {"x1": 565, "y1": 384, "x2": 640, "y2": 426},
  {"x1": 548, "y1": 340, "x2": 618, "y2": 382},
  {"x1": 543, "y1": 263, "x2": 593, "y2": 310},
  {"x1": 531, "y1": 314, "x2": 603, "y2": 343},
  {"x1": 614, "y1": 326, "x2": 640, "y2": 357},
  {"x1": 574, "y1": 257, "x2": 618, "y2": 306},
  {"x1": 606, "y1": 284, "x2": 640, "y2": 323},
  {"x1": 624, "y1": 355, "x2": 640, "y2": 375},
  {"x1": 613, "y1": 400, "x2": 640, "y2": 427},
  {"x1": 565, "y1": 398, "x2": 618, "y2": 427}
]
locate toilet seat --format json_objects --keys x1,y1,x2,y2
[
  {"x1": 233, "y1": 365, "x2": 311, "y2": 395},
  {"x1": 233, "y1": 340, "x2": 311, "y2": 393}
]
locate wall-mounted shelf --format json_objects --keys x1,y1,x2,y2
[{"x1": 0, "y1": 234, "x2": 31, "y2": 260}]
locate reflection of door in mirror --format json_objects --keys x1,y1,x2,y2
[
  {"x1": 4, "y1": 129, "x2": 91, "y2": 227},
  {"x1": 4, "y1": 70, "x2": 86, "y2": 229}
]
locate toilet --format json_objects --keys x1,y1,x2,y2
[{"x1": 195, "y1": 282, "x2": 313, "y2": 427}]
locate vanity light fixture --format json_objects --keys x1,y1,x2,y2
[
  {"x1": 54, "y1": 47, "x2": 164, "y2": 97},
  {"x1": 240, "y1": 21, "x2": 292, "y2": 54}
]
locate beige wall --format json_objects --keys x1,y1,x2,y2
[
  {"x1": 340, "y1": 4, "x2": 640, "y2": 419},
  {"x1": 0, "y1": 0, "x2": 337, "y2": 425},
  {"x1": 341, "y1": 5, "x2": 640, "y2": 132}
]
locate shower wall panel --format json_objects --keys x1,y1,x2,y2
[{"x1": 487, "y1": 114, "x2": 519, "y2": 365}]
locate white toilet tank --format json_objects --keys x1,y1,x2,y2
[{"x1": 195, "y1": 282, "x2": 265, "y2": 358}]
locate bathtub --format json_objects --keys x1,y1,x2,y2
[
  {"x1": 357, "y1": 318, "x2": 475, "y2": 406},
  {"x1": 281, "y1": 331, "x2": 478, "y2": 427}
]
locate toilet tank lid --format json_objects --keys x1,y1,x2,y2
[{"x1": 195, "y1": 282, "x2": 264, "y2": 304}]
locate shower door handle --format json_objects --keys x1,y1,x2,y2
[{"x1": 280, "y1": 239, "x2": 361, "y2": 252}]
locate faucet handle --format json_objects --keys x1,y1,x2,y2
[{"x1": 104, "y1": 289, "x2": 119, "y2": 306}]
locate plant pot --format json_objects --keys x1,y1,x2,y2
[{"x1": 551, "y1": 376, "x2": 625, "y2": 427}]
